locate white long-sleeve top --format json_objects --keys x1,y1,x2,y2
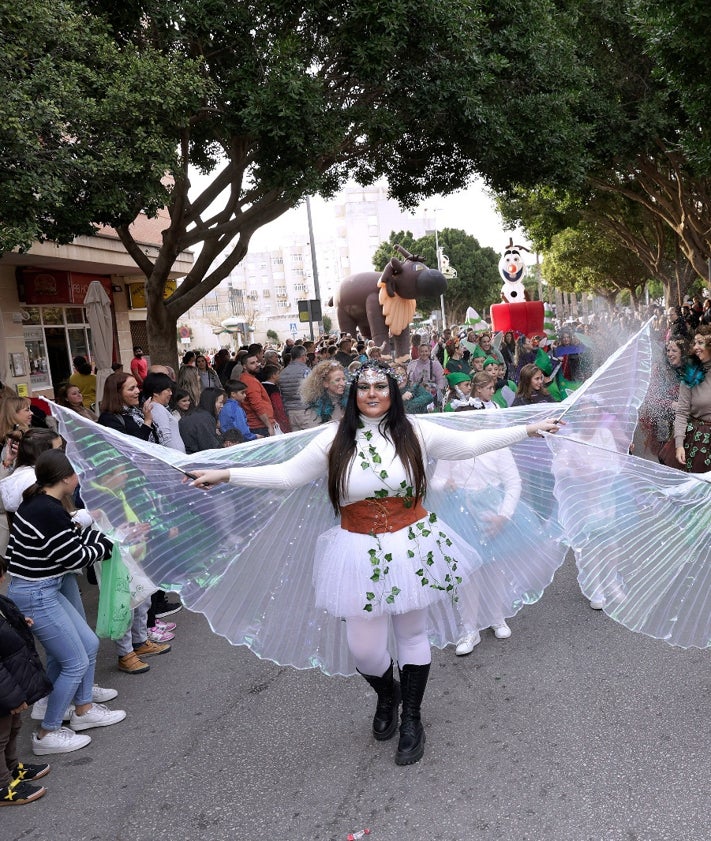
[
  {"x1": 0, "y1": 466, "x2": 35, "y2": 512},
  {"x1": 151, "y1": 402, "x2": 186, "y2": 453},
  {"x1": 430, "y1": 448, "x2": 522, "y2": 520},
  {"x1": 228, "y1": 415, "x2": 529, "y2": 505}
]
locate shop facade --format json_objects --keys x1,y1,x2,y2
[{"x1": 0, "y1": 226, "x2": 192, "y2": 398}]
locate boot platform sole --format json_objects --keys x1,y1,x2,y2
[
  {"x1": 395, "y1": 731, "x2": 425, "y2": 765},
  {"x1": 373, "y1": 716, "x2": 399, "y2": 741}
]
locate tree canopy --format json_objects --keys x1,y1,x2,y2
[
  {"x1": 0, "y1": 0, "x2": 204, "y2": 253},
  {"x1": 494, "y1": 0, "x2": 711, "y2": 303},
  {"x1": 0, "y1": 0, "x2": 597, "y2": 364},
  {"x1": 4, "y1": 0, "x2": 711, "y2": 358}
]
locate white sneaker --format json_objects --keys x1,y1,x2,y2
[
  {"x1": 589, "y1": 593, "x2": 605, "y2": 610},
  {"x1": 30, "y1": 696, "x2": 74, "y2": 721},
  {"x1": 92, "y1": 684, "x2": 118, "y2": 703},
  {"x1": 69, "y1": 703, "x2": 127, "y2": 732},
  {"x1": 492, "y1": 621, "x2": 512, "y2": 639},
  {"x1": 455, "y1": 631, "x2": 481, "y2": 656},
  {"x1": 32, "y1": 727, "x2": 92, "y2": 756}
]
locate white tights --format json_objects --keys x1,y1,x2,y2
[{"x1": 346, "y1": 608, "x2": 431, "y2": 677}]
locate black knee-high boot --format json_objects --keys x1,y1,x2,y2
[
  {"x1": 358, "y1": 660, "x2": 401, "y2": 741},
  {"x1": 395, "y1": 663, "x2": 430, "y2": 765}
]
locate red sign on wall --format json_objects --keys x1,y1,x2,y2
[{"x1": 17, "y1": 269, "x2": 114, "y2": 305}]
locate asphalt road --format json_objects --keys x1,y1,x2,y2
[{"x1": 3, "y1": 554, "x2": 708, "y2": 841}]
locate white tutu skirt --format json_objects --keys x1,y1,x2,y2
[{"x1": 313, "y1": 515, "x2": 482, "y2": 618}]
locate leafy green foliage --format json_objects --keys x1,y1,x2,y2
[
  {"x1": 542, "y1": 223, "x2": 650, "y2": 306},
  {"x1": 8, "y1": 0, "x2": 710, "y2": 360},
  {"x1": 0, "y1": 0, "x2": 204, "y2": 253},
  {"x1": 1, "y1": 0, "x2": 602, "y2": 366}
]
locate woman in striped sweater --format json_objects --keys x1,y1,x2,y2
[{"x1": 6, "y1": 450, "x2": 126, "y2": 756}]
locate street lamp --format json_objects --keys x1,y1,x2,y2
[
  {"x1": 426, "y1": 208, "x2": 457, "y2": 329},
  {"x1": 425, "y1": 208, "x2": 445, "y2": 329}
]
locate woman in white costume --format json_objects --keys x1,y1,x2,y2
[{"x1": 191, "y1": 361, "x2": 561, "y2": 766}]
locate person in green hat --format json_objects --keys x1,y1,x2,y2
[
  {"x1": 443, "y1": 372, "x2": 479, "y2": 412},
  {"x1": 483, "y1": 358, "x2": 517, "y2": 408},
  {"x1": 470, "y1": 346, "x2": 487, "y2": 375}
]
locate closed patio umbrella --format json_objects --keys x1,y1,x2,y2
[{"x1": 83, "y1": 281, "x2": 114, "y2": 405}]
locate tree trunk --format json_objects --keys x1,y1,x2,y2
[{"x1": 145, "y1": 268, "x2": 180, "y2": 373}]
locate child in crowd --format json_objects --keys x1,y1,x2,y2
[
  {"x1": 444, "y1": 373, "x2": 480, "y2": 412},
  {"x1": 0, "y1": 556, "x2": 53, "y2": 806},
  {"x1": 219, "y1": 380, "x2": 259, "y2": 441}
]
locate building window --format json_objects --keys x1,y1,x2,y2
[{"x1": 22, "y1": 306, "x2": 94, "y2": 391}]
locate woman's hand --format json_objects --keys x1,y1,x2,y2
[
  {"x1": 481, "y1": 512, "x2": 507, "y2": 537},
  {"x1": 142, "y1": 397, "x2": 154, "y2": 424},
  {"x1": 676, "y1": 445, "x2": 686, "y2": 466},
  {"x1": 189, "y1": 468, "x2": 230, "y2": 489},
  {"x1": 71, "y1": 509, "x2": 94, "y2": 529},
  {"x1": 526, "y1": 418, "x2": 565, "y2": 437}
]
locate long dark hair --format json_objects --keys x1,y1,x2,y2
[
  {"x1": 516, "y1": 364, "x2": 549, "y2": 400},
  {"x1": 169, "y1": 387, "x2": 193, "y2": 415},
  {"x1": 327, "y1": 368, "x2": 426, "y2": 513},
  {"x1": 198, "y1": 387, "x2": 226, "y2": 417},
  {"x1": 16, "y1": 428, "x2": 62, "y2": 468},
  {"x1": 22, "y1": 450, "x2": 75, "y2": 502}
]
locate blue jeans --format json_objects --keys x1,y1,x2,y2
[
  {"x1": 42, "y1": 574, "x2": 87, "y2": 686},
  {"x1": 8, "y1": 575, "x2": 98, "y2": 731}
]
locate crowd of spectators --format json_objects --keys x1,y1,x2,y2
[{"x1": 0, "y1": 294, "x2": 710, "y2": 800}]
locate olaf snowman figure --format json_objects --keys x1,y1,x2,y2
[{"x1": 498, "y1": 239, "x2": 530, "y2": 303}]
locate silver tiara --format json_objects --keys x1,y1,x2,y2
[{"x1": 351, "y1": 360, "x2": 398, "y2": 384}]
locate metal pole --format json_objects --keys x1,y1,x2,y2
[
  {"x1": 306, "y1": 197, "x2": 321, "y2": 338},
  {"x1": 434, "y1": 225, "x2": 446, "y2": 330}
]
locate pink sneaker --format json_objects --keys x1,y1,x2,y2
[
  {"x1": 147, "y1": 626, "x2": 175, "y2": 643},
  {"x1": 154, "y1": 618, "x2": 177, "y2": 633}
]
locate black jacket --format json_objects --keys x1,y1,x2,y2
[
  {"x1": 178, "y1": 409, "x2": 222, "y2": 454},
  {"x1": 0, "y1": 593, "x2": 52, "y2": 716},
  {"x1": 98, "y1": 410, "x2": 157, "y2": 442}
]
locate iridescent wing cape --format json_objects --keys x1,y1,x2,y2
[{"x1": 50, "y1": 321, "x2": 683, "y2": 674}]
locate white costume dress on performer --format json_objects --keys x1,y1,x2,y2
[{"x1": 227, "y1": 415, "x2": 530, "y2": 619}]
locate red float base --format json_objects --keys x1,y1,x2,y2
[{"x1": 490, "y1": 301, "x2": 545, "y2": 337}]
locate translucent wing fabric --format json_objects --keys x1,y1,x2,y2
[
  {"x1": 50, "y1": 321, "x2": 703, "y2": 673},
  {"x1": 549, "y1": 436, "x2": 711, "y2": 648}
]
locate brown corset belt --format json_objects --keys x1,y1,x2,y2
[{"x1": 339, "y1": 496, "x2": 427, "y2": 535}]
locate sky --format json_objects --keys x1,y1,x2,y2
[{"x1": 189, "y1": 169, "x2": 528, "y2": 258}]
